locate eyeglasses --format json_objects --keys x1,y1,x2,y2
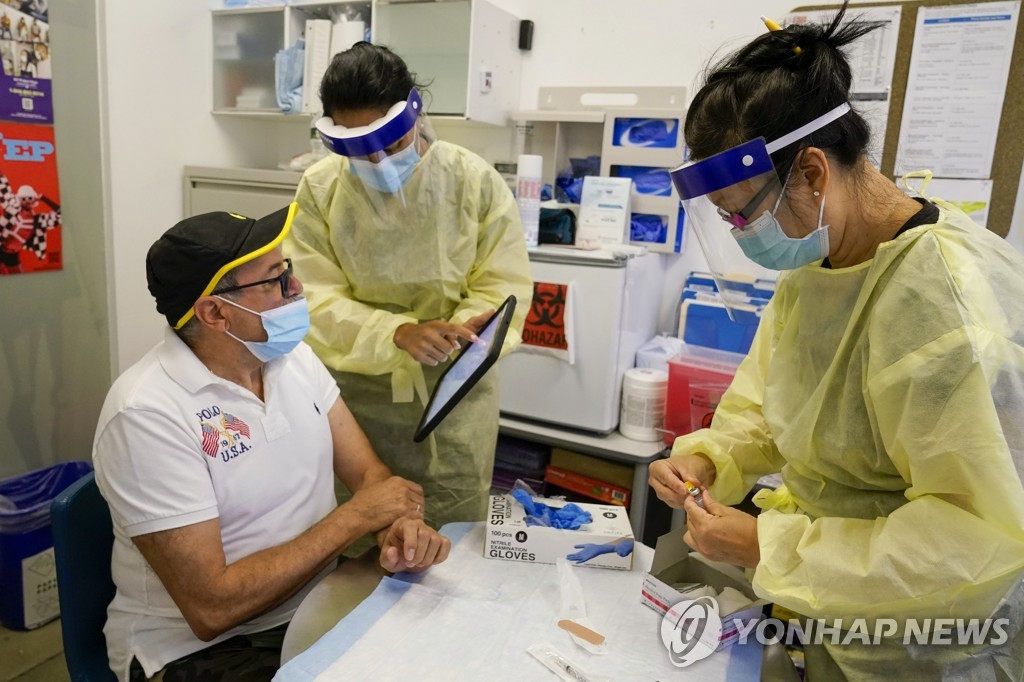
[
  {"x1": 213, "y1": 258, "x2": 294, "y2": 298},
  {"x1": 717, "y1": 181, "x2": 777, "y2": 229}
]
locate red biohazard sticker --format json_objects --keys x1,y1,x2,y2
[{"x1": 523, "y1": 282, "x2": 568, "y2": 350}]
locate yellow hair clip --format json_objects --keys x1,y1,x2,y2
[{"x1": 761, "y1": 15, "x2": 802, "y2": 54}]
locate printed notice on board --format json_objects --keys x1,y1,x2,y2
[
  {"x1": 787, "y1": 6, "x2": 902, "y2": 167},
  {"x1": 895, "y1": 1, "x2": 1020, "y2": 179},
  {"x1": 0, "y1": 3, "x2": 51, "y2": 123}
]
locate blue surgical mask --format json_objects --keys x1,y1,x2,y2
[
  {"x1": 218, "y1": 296, "x2": 310, "y2": 363},
  {"x1": 349, "y1": 142, "x2": 421, "y2": 194},
  {"x1": 730, "y1": 175, "x2": 830, "y2": 270}
]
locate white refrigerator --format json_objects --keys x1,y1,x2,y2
[{"x1": 499, "y1": 248, "x2": 664, "y2": 434}]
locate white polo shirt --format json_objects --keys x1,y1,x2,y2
[{"x1": 93, "y1": 328, "x2": 340, "y2": 680}]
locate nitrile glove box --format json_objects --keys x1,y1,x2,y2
[
  {"x1": 641, "y1": 531, "x2": 770, "y2": 648},
  {"x1": 484, "y1": 494, "x2": 634, "y2": 570}
]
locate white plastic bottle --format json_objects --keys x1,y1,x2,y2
[
  {"x1": 516, "y1": 154, "x2": 543, "y2": 247},
  {"x1": 619, "y1": 368, "x2": 668, "y2": 441}
]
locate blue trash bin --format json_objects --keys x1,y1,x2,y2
[{"x1": 0, "y1": 460, "x2": 93, "y2": 630}]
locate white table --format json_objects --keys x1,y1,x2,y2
[
  {"x1": 498, "y1": 415, "x2": 669, "y2": 544},
  {"x1": 275, "y1": 522, "x2": 767, "y2": 681}
]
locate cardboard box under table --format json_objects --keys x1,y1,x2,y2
[
  {"x1": 642, "y1": 531, "x2": 770, "y2": 648},
  {"x1": 485, "y1": 493, "x2": 634, "y2": 569}
]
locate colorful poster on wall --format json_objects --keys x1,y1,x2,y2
[
  {"x1": 0, "y1": 2, "x2": 51, "y2": 124},
  {"x1": 0, "y1": 121, "x2": 61, "y2": 275}
]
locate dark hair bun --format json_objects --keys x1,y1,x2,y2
[
  {"x1": 319, "y1": 42, "x2": 428, "y2": 116},
  {"x1": 686, "y1": 0, "x2": 887, "y2": 174}
]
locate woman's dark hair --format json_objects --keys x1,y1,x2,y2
[
  {"x1": 685, "y1": 2, "x2": 886, "y2": 178},
  {"x1": 319, "y1": 42, "x2": 427, "y2": 116}
]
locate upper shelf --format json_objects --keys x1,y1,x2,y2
[
  {"x1": 511, "y1": 110, "x2": 605, "y2": 123},
  {"x1": 213, "y1": 108, "x2": 315, "y2": 120}
]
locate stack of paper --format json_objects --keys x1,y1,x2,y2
[
  {"x1": 301, "y1": 19, "x2": 332, "y2": 114},
  {"x1": 302, "y1": 19, "x2": 368, "y2": 115}
]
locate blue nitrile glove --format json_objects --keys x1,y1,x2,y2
[
  {"x1": 512, "y1": 489, "x2": 545, "y2": 518},
  {"x1": 566, "y1": 538, "x2": 634, "y2": 564},
  {"x1": 633, "y1": 169, "x2": 672, "y2": 196},
  {"x1": 630, "y1": 214, "x2": 668, "y2": 242},
  {"x1": 549, "y1": 503, "x2": 592, "y2": 529},
  {"x1": 627, "y1": 119, "x2": 672, "y2": 146},
  {"x1": 566, "y1": 543, "x2": 610, "y2": 563},
  {"x1": 512, "y1": 490, "x2": 592, "y2": 530}
]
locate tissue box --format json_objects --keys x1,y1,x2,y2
[
  {"x1": 642, "y1": 531, "x2": 769, "y2": 648},
  {"x1": 484, "y1": 494, "x2": 634, "y2": 570}
]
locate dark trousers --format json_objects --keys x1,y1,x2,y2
[{"x1": 129, "y1": 622, "x2": 288, "y2": 682}]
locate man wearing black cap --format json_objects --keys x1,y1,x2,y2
[{"x1": 92, "y1": 204, "x2": 450, "y2": 682}]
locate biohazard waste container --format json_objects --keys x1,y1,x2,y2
[{"x1": 0, "y1": 460, "x2": 93, "y2": 629}]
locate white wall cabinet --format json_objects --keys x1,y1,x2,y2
[
  {"x1": 212, "y1": 0, "x2": 522, "y2": 125},
  {"x1": 213, "y1": 2, "x2": 372, "y2": 115},
  {"x1": 373, "y1": 0, "x2": 522, "y2": 125}
]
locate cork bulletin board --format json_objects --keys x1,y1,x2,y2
[{"x1": 793, "y1": 0, "x2": 1023, "y2": 236}]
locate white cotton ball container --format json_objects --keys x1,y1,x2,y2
[{"x1": 618, "y1": 368, "x2": 668, "y2": 441}]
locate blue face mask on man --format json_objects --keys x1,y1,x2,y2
[
  {"x1": 349, "y1": 142, "x2": 421, "y2": 194},
  {"x1": 729, "y1": 168, "x2": 831, "y2": 270},
  {"x1": 218, "y1": 296, "x2": 310, "y2": 363}
]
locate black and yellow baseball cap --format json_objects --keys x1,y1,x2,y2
[{"x1": 146, "y1": 203, "x2": 298, "y2": 329}]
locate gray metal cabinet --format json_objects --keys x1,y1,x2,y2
[{"x1": 184, "y1": 166, "x2": 302, "y2": 218}]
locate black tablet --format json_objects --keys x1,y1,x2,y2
[{"x1": 412, "y1": 295, "x2": 517, "y2": 443}]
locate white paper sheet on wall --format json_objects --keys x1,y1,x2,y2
[
  {"x1": 786, "y1": 6, "x2": 903, "y2": 167},
  {"x1": 895, "y1": 1, "x2": 1021, "y2": 179},
  {"x1": 577, "y1": 176, "x2": 632, "y2": 247}
]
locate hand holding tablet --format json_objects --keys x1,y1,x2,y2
[
  {"x1": 394, "y1": 319, "x2": 481, "y2": 366},
  {"x1": 413, "y1": 295, "x2": 517, "y2": 443}
]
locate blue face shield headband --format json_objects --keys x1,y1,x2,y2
[
  {"x1": 314, "y1": 89, "x2": 423, "y2": 158},
  {"x1": 667, "y1": 103, "x2": 850, "y2": 312},
  {"x1": 670, "y1": 103, "x2": 851, "y2": 201}
]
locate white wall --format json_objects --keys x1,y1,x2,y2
[
  {"x1": 0, "y1": 0, "x2": 113, "y2": 478},
  {"x1": 491, "y1": 0, "x2": 797, "y2": 332},
  {"x1": 103, "y1": 0, "x2": 303, "y2": 370},
  {"x1": 110, "y1": 0, "x2": 1024, "y2": 367},
  {"x1": 100, "y1": 0, "x2": 802, "y2": 370},
  {"x1": 512, "y1": 0, "x2": 795, "y2": 108}
]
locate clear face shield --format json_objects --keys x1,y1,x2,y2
[
  {"x1": 315, "y1": 88, "x2": 436, "y2": 209},
  {"x1": 669, "y1": 103, "x2": 850, "y2": 315}
]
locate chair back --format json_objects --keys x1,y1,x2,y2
[{"x1": 51, "y1": 472, "x2": 117, "y2": 681}]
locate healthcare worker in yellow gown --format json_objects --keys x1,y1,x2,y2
[
  {"x1": 285, "y1": 42, "x2": 532, "y2": 537},
  {"x1": 649, "y1": 5, "x2": 1024, "y2": 679}
]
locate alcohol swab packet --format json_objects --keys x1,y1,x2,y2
[{"x1": 556, "y1": 558, "x2": 607, "y2": 654}]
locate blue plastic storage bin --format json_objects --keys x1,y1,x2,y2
[{"x1": 0, "y1": 460, "x2": 93, "y2": 630}]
